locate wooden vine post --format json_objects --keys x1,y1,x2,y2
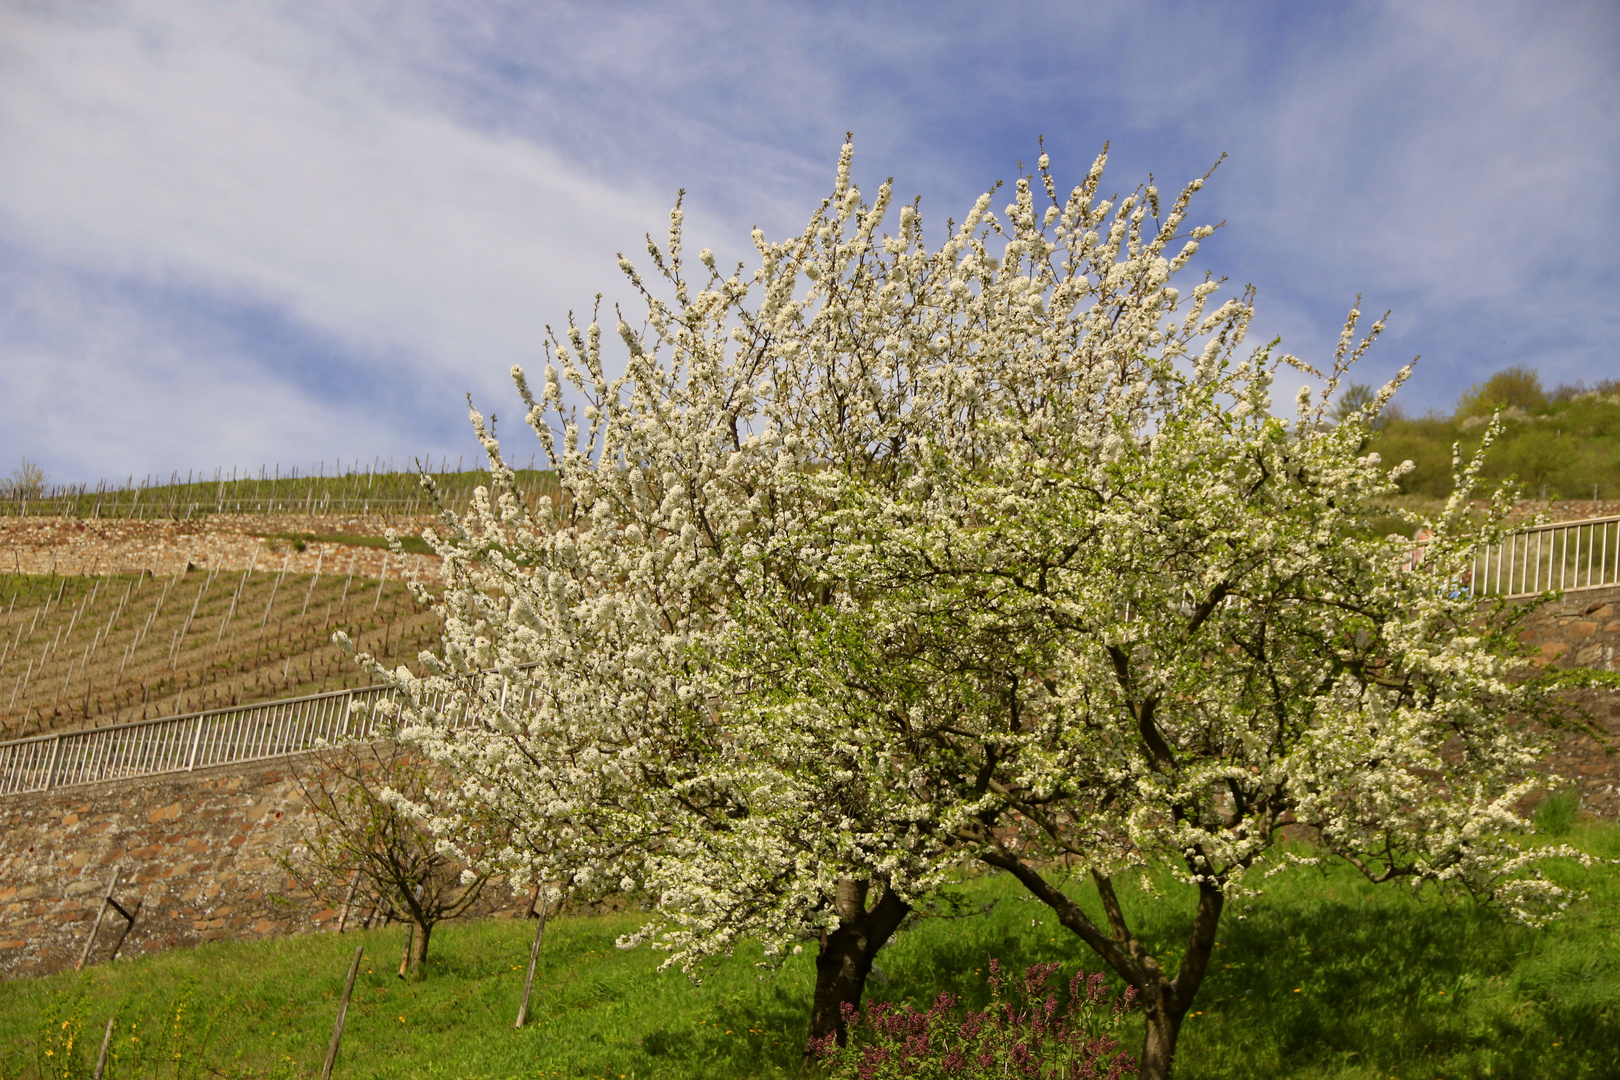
[
  {"x1": 76, "y1": 866, "x2": 142, "y2": 970},
  {"x1": 321, "y1": 945, "x2": 364, "y2": 1080},
  {"x1": 515, "y1": 877, "x2": 566, "y2": 1028},
  {"x1": 92, "y1": 1016, "x2": 114, "y2": 1080},
  {"x1": 398, "y1": 924, "x2": 414, "y2": 978},
  {"x1": 335, "y1": 868, "x2": 361, "y2": 933}
]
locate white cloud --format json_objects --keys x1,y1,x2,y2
[
  {"x1": 0, "y1": 1, "x2": 684, "y2": 401},
  {"x1": 0, "y1": 262, "x2": 419, "y2": 480},
  {"x1": 0, "y1": 0, "x2": 1614, "y2": 476},
  {"x1": 1250, "y1": 0, "x2": 1618, "y2": 303}
]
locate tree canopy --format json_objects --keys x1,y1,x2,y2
[{"x1": 345, "y1": 142, "x2": 1588, "y2": 1078}]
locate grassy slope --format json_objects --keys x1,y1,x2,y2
[{"x1": 3, "y1": 826, "x2": 1617, "y2": 1080}]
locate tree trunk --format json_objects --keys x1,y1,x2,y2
[
  {"x1": 980, "y1": 853, "x2": 1224, "y2": 1080},
  {"x1": 803, "y1": 881, "x2": 911, "y2": 1061},
  {"x1": 1138, "y1": 994, "x2": 1187, "y2": 1080},
  {"x1": 409, "y1": 920, "x2": 431, "y2": 973}
]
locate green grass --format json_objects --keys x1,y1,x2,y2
[{"x1": 4, "y1": 826, "x2": 1619, "y2": 1079}]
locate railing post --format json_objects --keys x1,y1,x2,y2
[
  {"x1": 1560, "y1": 526, "x2": 1568, "y2": 591},
  {"x1": 186, "y1": 714, "x2": 205, "y2": 771},
  {"x1": 44, "y1": 734, "x2": 62, "y2": 791},
  {"x1": 1574, "y1": 524, "x2": 1583, "y2": 589}
]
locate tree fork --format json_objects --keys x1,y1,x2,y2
[
  {"x1": 1137, "y1": 880, "x2": 1224, "y2": 1080},
  {"x1": 983, "y1": 849, "x2": 1224, "y2": 1080}
]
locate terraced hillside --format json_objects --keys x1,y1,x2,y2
[
  {"x1": 0, "y1": 462, "x2": 558, "y2": 520},
  {"x1": 0, "y1": 463, "x2": 560, "y2": 741},
  {"x1": 0, "y1": 558, "x2": 440, "y2": 739}
]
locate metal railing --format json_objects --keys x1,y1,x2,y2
[
  {"x1": 1469, "y1": 514, "x2": 1620, "y2": 598},
  {"x1": 0, "y1": 685, "x2": 404, "y2": 797}
]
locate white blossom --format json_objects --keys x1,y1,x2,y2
[{"x1": 347, "y1": 141, "x2": 1582, "y2": 1012}]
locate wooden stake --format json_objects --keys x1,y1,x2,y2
[
  {"x1": 76, "y1": 867, "x2": 119, "y2": 971},
  {"x1": 261, "y1": 556, "x2": 289, "y2": 627},
  {"x1": 92, "y1": 1016, "x2": 114, "y2": 1080},
  {"x1": 514, "y1": 886, "x2": 551, "y2": 1028},
  {"x1": 320, "y1": 945, "x2": 364, "y2": 1080},
  {"x1": 336, "y1": 870, "x2": 360, "y2": 933},
  {"x1": 301, "y1": 547, "x2": 324, "y2": 615},
  {"x1": 338, "y1": 552, "x2": 357, "y2": 610},
  {"x1": 372, "y1": 556, "x2": 388, "y2": 615},
  {"x1": 398, "y1": 923, "x2": 414, "y2": 978},
  {"x1": 105, "y1": 896, "x2": 142, "y2": 963}
]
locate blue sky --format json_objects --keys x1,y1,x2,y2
[{"x1": 1, "y1": 0, "x2": 1615, "y2": 483}]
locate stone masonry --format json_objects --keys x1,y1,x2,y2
[
  {"x1": 0, "y1": 756, "x2": 327, "y2": 979},
  {"x1": 0, "y1": 514, "x2": 441, "y2": 581},
  {"x1": 1517, "y1": 584, "x2": 1620, "y2": 816},
  {"x1": 1, "y1": 500, "x2": 1610, "y2": 585},
  {"x1": 1518, "y1": 584, "x2": 1620, "y2": 672},
  {"x1": 0, "y1": 752, "x2": 526, "y2": 980}
]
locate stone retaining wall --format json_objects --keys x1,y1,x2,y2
[
  {"x1": 1505, "y1": 499, "x2": 1620, "y2": 520},
  {"x1": 0, "y1": 757, "x2": 324, "y2": 979},
  {"x1": 0, "y1": 516, "x2": 442, "y2": 581},
  {"x1": 1518, "y1": 585, "x2": 1620, "y2": 817},
  {"x1": 1547, "y1": 689, "x2": 1620, "y2": 818},
  {"x1": 0, "y1": 755, "x2": 520, "y2": 981},
  {"x1": 1518, "y1": 585, "x2": 1620, "y2": 672}
]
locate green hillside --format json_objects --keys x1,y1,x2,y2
[
  {"x1": 0, "y1": 463, "x2": 558, "y2": 521},
  {"x1": 1369, "y1": 372, "x2": 1620, "y2": 501}
]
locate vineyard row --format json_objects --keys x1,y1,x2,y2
[{"x1": 0, "y1": 558, "x2": 441, "y2": 740}]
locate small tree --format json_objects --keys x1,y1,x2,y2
[
  {"x1": 1329, "y1": 380, "x2": 1376, "y2": 424},
  {"x1": 281, "y1": 737, "x2": 490, "y2": 974},
  {"x1": 1330, "y1": 380, "x2": 1403, "y2": 429},
  {"x1": 1455, "y1": 364, "x2": 1546, "y2": 417}
]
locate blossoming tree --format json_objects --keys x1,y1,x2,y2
[
  {"x1": 347, "y1": 141, "x2": 1584, "y2": 1076},
  {"x1": 760, "y1": 333, "x2": 1589, "y2": 1076}
]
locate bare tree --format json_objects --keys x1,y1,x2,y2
[
  {"x1": 280, "y1": 738, "x2": 491, "y2": 974},
  {"x1": 3, "y1": 458, "x2": 47, "y2": 500}
]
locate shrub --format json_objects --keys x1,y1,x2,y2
[{"x1": 814, "y1": 959, "x2": 1139, "y2": 1079}]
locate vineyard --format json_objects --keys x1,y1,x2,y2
[
  {"x1": 0, "y1": 461, "x2": 572, "y2": 740},
  {"x1": 0, "y1": 557, "x2": 440, "y2": 739},
  {"x1": 0, "y1": 460, "x2": 558, "y2": 520},
  {"x1": 7, "y1": 455, "x2": 1610, "y2": 748}
]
